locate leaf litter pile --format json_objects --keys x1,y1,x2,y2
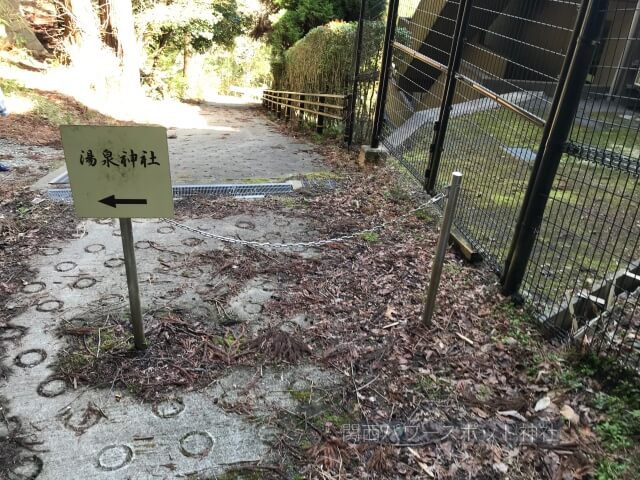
[{"x1": 23, "y1": 149, "x2": 638, "y2": 478}]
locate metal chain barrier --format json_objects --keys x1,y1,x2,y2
[{"x1": 162, "y1": 191, "x2": 447, "y2": 249}]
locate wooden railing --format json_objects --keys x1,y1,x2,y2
[{"x1": 262, "y1": 90, "x2": 354, "y2": 143}]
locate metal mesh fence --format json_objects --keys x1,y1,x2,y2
[
  {"x1": 351, "y1": 0, "x2": 389, "y2": 145},
  {"x1": 380, "y1": 0, "x2": 456, "y2": 177},
  {"x1": 375, "y1": 0, "x2": 640, "y2": 370},
  {"x1": 522, "y1": 1, "x2": 640, "y2": 369},
  {"x1": 430, "y1": 1, "x2": 578, "y2": 270},
  {"x1": 382, "y1": 0, "x2": 579, "y2": 269}
]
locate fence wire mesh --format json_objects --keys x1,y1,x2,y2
[
  {"x1": 522, "y1": 1, "x2": 640, "y2": 370},
  {"x1": 351, "y1": 0, "x2": 389, "y2": 145},
  {"x1": 376, "y1": 0, "x2": 640, "y2": 371},
  {"x1": 431, "y1": 0, "x2": 579, "y2": 271}
]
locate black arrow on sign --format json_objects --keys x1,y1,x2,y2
[{"x1": 99, "y1": 195, "x2": 148, "y2": 208}]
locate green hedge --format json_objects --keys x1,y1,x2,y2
[{"x1": 275, "y1": 20, "x2": 385, "y2": 94}]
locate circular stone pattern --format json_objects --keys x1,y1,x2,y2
[
  {"x1": 98, "y1": 294, "x2": 124, "y2": 306},
  {"x1": 135, "y1": 240, "x2": 151, "y2": 250},
  {"x1": 112, "y1": 230, "x2": 121, "y2": 237},
  {"x1": 181, "y1": 268, "x2": 203, "y2": 279},
  {"x1": 37, "y1": 377, "x2": 67, "y2": 398},
  {"x1": 104, "y1": 258, "x2": 125, "y2": 268},
  {"x1": 39, "y1": 247, "x2": 61, "y2": 256},
  {"x1": 0, "y1": 415, "x2": 20, "y2": 439},
  {"x1": 84, "y1": 244, "x2": 105, "y2": 254},
  {"x1": 36, "y1": 299, "x2": 63, "y2": 312},
  {"x1": 97, "y1": 445, "x2": 133, "y2": 471},
  {"x1": 236, "y1": 220, "x2": 255, "y2": 230},
  {"x1": 14, "y1": 349, "x2": 47, "y2": 368},
  {"x1": 0, "y1": 326, "x2": 26, "y2": 341},
  {"x1": 274, "y1": 218, "x2": 290, "y2": 227},
  {"x1": 152, "y1": 398, "x2": 185, "y2": 418},
  {"x1": 61, "y1": 407, "x2": 102, "y2": 433},
  {"x1": 55, "y1": 261, "x2": 77, "y2": 272},
  {"x1": 72, "y1": 277, "x2": 97, "y2": 289},
  {"x1": 263, "y1": 232, "x2": 282, "y2": 243},
  {"x1": 157, "y1": 225, "x2": 175, "y2": 234},
  {"x1": 181, "y1": 237, "x2": 203, "y2": 247},
  {"x1": 179, "y1": 431, "x2": 213, "y2": 458},
  {"x1": 10, "y1": 454, "x2": 43, "y2": 479},
  {"x1": 21, "y1": 282, "x2": 46, "y2": 294}
]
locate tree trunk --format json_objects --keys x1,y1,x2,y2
[
  {"x1": 67, "y1": 0, "x2": 102, "y2": 50},
  {"x1": 99, "y1": 0, "x2": 140, "y2": 91},
  {"x1": 183, "y1": 33, "x2": 191, "y2": 79}
]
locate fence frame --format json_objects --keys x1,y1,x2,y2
[
  {"x1": 502, "y1": 0, "x2": 610, "y2": 294},
  {"x1": 367, "y1": 0, "x2": 639, "y2": 369},
  {"x1": 262, "y1": 90, "x2": 353, "y2": 141}
]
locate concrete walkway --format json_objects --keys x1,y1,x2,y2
[
  {"x1": 168, "y1": 100, "x2": 325, "y2": 184},
  {"x1": 37, "y1": 98, "x2": 326, "y2": 189},
  {"x1": 3, "y1": 100, "x2": 335, "y2": 479},
  {"x1": 3, "y1": 217, "x2": 332, "y2": 479}
]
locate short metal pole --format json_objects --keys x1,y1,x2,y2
[
  {"x1": 422, "y1": 172, "x2": 462, "y2": 325},
  {"x1": 119, "y1": 218, "x2": 146, "y2": 349}
]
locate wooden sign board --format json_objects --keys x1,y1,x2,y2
[{"x1": 60, "y1": 125, "x2": 174, "y2": 218}]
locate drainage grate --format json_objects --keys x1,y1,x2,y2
[
  {"x1": 48, "y1": 183, "x2": 296, "y2": 203},
  {"x1": 301, "y1": 178, "x2": 338, "y2": 191}
]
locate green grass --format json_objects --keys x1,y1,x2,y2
[
  {"x1": 414, "y1": 374, "x2": 450, "y2": 397},
  {"x1": 359, "y1": 231, "x2": 380, "y2": 243},
  {"x1": 216, "y1": 469, "x2": 264, "y2": 480},
  {"x1": 595, "y1": 459, "x2": 634, "y2": 480},
  {"x1": 385, "y1": 184, "x2": 412, "y2": 203},
  {"x1": 57, "y1": 327, "x2": 133, "y2": 373},
  {"x1": 0, "y1": 77, "x2": 109, "y2": 126},
  {"x1": 560, "y1": 354, "x2": 640, "y2": 479},
  {"x1": 2, "y1": 79, "x2": 76, "y2": 124},
  {"x1": 289, "y1": 389, "x2": 313, "y2": 403},
  {"x1": 402, "y1": 105, "x2": 640, "y2": 306},
  {"x1": 313, "y1": 412, "x2": 352, "y2": 429},
  {"x1": 497, "y1": 302, "x2": 536, "y2": 346}
]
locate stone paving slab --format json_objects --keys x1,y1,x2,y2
[
  {"x1": 168, "y1": 103, "x2": 325, "y2": 183},
  {"x1": 32, "y1": 99, "x2": 327, "y2": 190},
  {"x1": 1, "y1": 213, "x2": 333, "y2": 479}
]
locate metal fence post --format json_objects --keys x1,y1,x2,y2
[
  {"x1": 502, "y1": 0, "x2": 609, "y2": 295},
  {"x1": 299, "y1": 94, "x2": 306, "y2": 126},
  {"x1": 316, "y1": 103, "x2": 325, "y2": 134},
  {"x1": 370, "y1": 0, "x2": 400, "y2": 148},
  {"x1": 285, "y1": 93, "x2": 291, "y2": 122},
  {"x1": 422, "y1": 172, "x2": 463, "y2": 325},
  {"x1": 502, "y1": 0, "x2": 592, "y2": 281},
  {"x1": 424, "y1": 0, "x2": 472, "y2": 193},
  {"x1": 349, "y1": 0, "x2": 367, "y2": 146},
  {"x1": 344, "y1": 93, "x2": 354, "y2": 145}
]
